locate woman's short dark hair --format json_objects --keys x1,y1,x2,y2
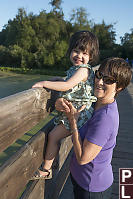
[
  {"x1": 67, "y1": 31, "x2": 99, "y2": 65},
  {"x1": 99, "y1": 57, "x2": 132, "y2": 92}
]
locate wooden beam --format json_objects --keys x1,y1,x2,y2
[
  {"x1": 0, "y1": 130, "x2": 45, "y2": 199},
  {"x1": 20, "y1": 180, "x2": 45, "y2": 199},
  {"x1": 50, "y1": 150, "x2": 73, "y2": 199},
  {"x1": 0, "y1": 88, "x2": 55, "y2": 152},
  {"x1": 19, "y1": 121, "x2": 73, "y2": 199},
  {"x1": 44, "y1": 136, "x2": 73, "y2": 199}
]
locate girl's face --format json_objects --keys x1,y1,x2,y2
[
  {"x1": 94, "y1": 70, "x2": 117, "y2": 104},
  {"x1": 70, "y1": 49, "x2": 90, "y2": 66}
]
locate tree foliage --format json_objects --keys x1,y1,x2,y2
[
  {"x1": 120, "y1": 30, "x2": 133, "y2": 60},
  {"x1": 0, "y1": 3, "x2": 131, "y2": 70},
  {"x1": 70, "y1": 7, "x2": 92, "y2": 31},
  {"x1": 49, "y1": 0, "x2": 63, "y2": 11}
]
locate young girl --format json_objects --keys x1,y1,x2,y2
[{"x1": 31, "y1": 31, "x2": 99, "y2": 180}]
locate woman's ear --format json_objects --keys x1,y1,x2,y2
[
  {"x1": 115, "y1": 87, "x2": 123, "y2": 96},
  {"x1": 116, "y1": 87, "x2": 122, "y2": 92}
]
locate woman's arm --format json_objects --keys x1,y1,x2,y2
[
  {"x1": 66, "y1": 102, "x2": 102, "y2": 165},
  {"x1": 32, "y1": 67, "x2": 89, "y2": 91},
  {"x1": 75, "y1": 138, "x2": 102, "y2": 165}
]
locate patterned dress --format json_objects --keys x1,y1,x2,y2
[{"x1": 54, "y1": 64, "x2": 97, "y2": 131}]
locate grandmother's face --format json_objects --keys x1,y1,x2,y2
[{"x1": 94, "y1": 70, "x2": 117, "y2": 101}]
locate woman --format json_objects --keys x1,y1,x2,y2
[{"x1": 55, "y1": 57, "x2": 132, "y2": 199}]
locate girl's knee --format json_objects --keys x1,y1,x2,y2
[{"x1": 48, "y1": 124, "x2": 69, "y2": 143}]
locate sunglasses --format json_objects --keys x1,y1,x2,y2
[{"x1": 95, "y1": 70, "x2": 117, "y2": 85}]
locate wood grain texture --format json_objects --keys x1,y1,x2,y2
[
  {"x1": 20, "y1": 180, "x2": 45, "y2": 199},
  {"x1": 0, "y1": 130, "x2": 45, "y2": 199},
  {"x1": 0, "y1": 87, "x2": 59, "y2": 152}
]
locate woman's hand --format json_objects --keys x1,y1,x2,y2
[
  {"x1": 65, "y1": 102, "x2": 86, "y2": 123},
  {"x1": 55, "y1": 98, "x2": 70, "y2": 113}
]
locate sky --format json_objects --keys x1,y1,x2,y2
[{"x1": 0, "y1": 0, "x2": 133, "y2": 44}]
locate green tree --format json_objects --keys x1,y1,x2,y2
[
  {"x1": 92, "y1": 21, "x2": 116, "y2": 60},
  {"x1": 70, "y1": 7, "x2": 92, "y2": 31},
  {"x1": 0, "y1": 45, "x2": 11, "y2": 66},
  {"x1": 121, "y1": 29, "x2": 133, "y2": 45},
  {"x1": 0, "y1": 5, "x2": 124, "y2": 69},
  {"x1": 49, "y1": 0, "x2": 64, "y2": 19},
  {"x1": 120, "y1": 30, "x2": 133, "y2": 60},
  {"x1": 49, "y1": 0, "x2": 63, "y2": 10},
  {"x1": 92, "y1": 20, "x2": 116, "y2": 49}
]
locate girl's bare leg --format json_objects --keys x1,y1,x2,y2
[{"x1": 39, "y1": 123, "x2": 71, "y2": 176}]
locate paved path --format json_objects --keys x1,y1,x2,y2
[{"x1": 59, "y1": 74, "x2": 133, "y2": 199}]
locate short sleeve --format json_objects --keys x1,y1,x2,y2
[{"x1": 85, "y1": 110, "x2": 112, "y2": 147}]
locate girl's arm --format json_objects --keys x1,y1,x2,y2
[
  {"x1": 32, "y1": 67, "x2": 89, "y2": 91},
  {"x1": 66, "y1": 102, "x2": 102, "y2": 165}
]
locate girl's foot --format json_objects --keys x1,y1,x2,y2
[{"x1": 30, "y1": 166, "x2": 52, "y2": 180}]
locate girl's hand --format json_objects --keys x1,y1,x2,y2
[
  {"x1": 55, "y1": 98, "x2": 70, "y2": 113},
  {"x1": 32, "y1": 81, "x2": 45, "y2": 88}
]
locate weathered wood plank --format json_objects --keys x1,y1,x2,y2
[
  {"x1": 0, "y1": 88, "x2": 56, "y2": 152},
  {"x1": 0, "y1": 81, "x2": 74, "y2": 199},
  {"x1": 19, "y1": 120, "x2": 72, "y2": 199},
  {"x1": 0, "y1": 118, "x2": 55, "y2": 199},
  {"x1": 51, "y1": 151, "x2": 73, "y2": 199},
  {"x1": 20, "y1": 180, "x2": 45, "y2": 199},
  {"x1": 0, "y1": 130, "x2": 45, "y2": 199},
  {"x1": 45, "y1": 136, "x2": 73, "y2": 199}
]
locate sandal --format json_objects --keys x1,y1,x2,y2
[{"x1": 30, "y1": 165, "x2": 52, "y2": 180}]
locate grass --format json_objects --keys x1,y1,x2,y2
[{"x1": 0, "y1": 66, "x2": 66, "y2": 76}]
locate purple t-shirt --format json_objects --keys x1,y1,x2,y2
[{"x1": 70, "y1": 100, "x2": 119, "y2": 192}]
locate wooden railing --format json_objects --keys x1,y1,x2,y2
[{"x1": 0, "y1": 88, "x2": 73, "y2": 199}]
